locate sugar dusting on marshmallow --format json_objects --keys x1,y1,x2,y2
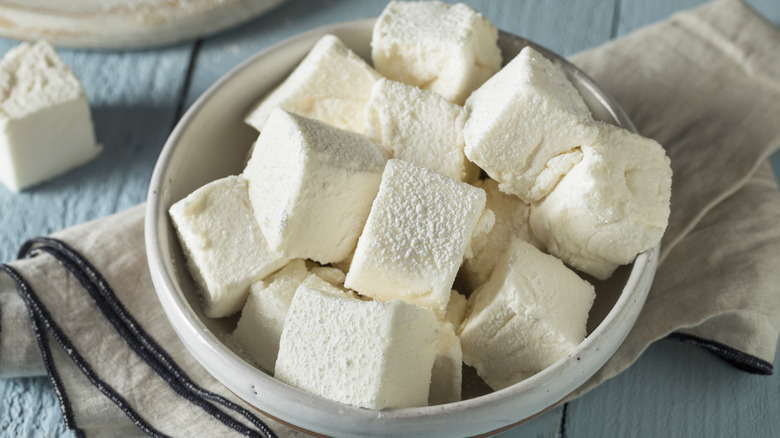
[
  {"x1": 245, "y1": 34, "x2": 382, "y2": 133},
  {"x1": 169, "y1": 175, "x2": 291, "y2": 318},
  {"x1": 344, "y1": 159, "x2": 486, "y2": 318},
  {"x1": 0, "y1": 41, "x2": 100, "y2": 192},
  {"x1": 464, "y1": 46, "x2": 598, "y2": 203},
  {"x1": 530, "y1": 122, "x2": 672, "y2": 279},
  {"x1": 460, "y1": 239, "x2": 595, "y2": 390},
  {"x1": 274, "y1": 280, "x2": 439, "y2": 409},
  {"x1": 371, "y1": 1, "x2": 502, "y2": 105}
]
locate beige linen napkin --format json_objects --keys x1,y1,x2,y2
[{"x1": 1, "y1": 0, "x2": 779, "y2": 435}]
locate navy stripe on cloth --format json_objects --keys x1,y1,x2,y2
[
  {"x1": 2, "y1": 237, "x2": 277, "y2": 438},
  {"x1": 667, "y1": 332, "x2": 773, "y2": 375}
]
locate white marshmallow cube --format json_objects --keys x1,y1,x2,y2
[
  {"x1": 245, "y1": 34, "x2": 382, "y2": 133},
  {"x1": 371, "y1": 1, "x2": 502, "y2": 105},
  {"x1": 460, "y1": 239, "x2": 595, "y2": 390},
  {"x1": 460, "y1": 178, "x2": 543, "y2": 291},
  {"x1": 232, "y1": 259, "x2": 309, "y2": 373},
  {"x1": 364, "y1": 78, "x2": 478, "y2": 181},
  {"x1": 464, "y1": 46, "x2": 599, "y2": 203},
  {"x1": 169, "y1": 176, "x2": 291, "y2": 318},
  {"x1": 530, "y1": 122, "x2": 672, "y2": 280},
  {"x1": 243, "y1": 108, "x2": 385, "y2": 264},
  {"x1": 0, "y1": 41, "x2": 100, "y2": 192},
  {"x1": 274, "y1": 281, "x2": 440, "y2": 409},
  {"x1": 344, "y1": 159, "x2": 487, "y2": 318}
]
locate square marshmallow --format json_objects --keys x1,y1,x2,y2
[
  {"x1": 244, "y1": 34, "x2": 382, "y2": 133},
  {"x1": 232, "y1": 259, "x2": 309, "y2": 373},
  {"x1": 0, "y1": 41, "x2": 100, "y2": 192},
  {"x1": 274, "y1": 281, "x2": 439, "y2": 409},
  {"x1": 459, "y1": 239, "x2": 595, "y2": 390},
  {"x1": 371, "y1": 1, "x2": 502, "y2": 105},
  {"x1": 169, "y1": 175, "x2": 291, "y2": 318},
  {"x1": 233, "y1": 265, "x2": 357, "y2": 374},
  {"x1": 464, "y1": 46, "x2": 598, "y2": 203},
  {"x1": 530, "y1": 122, "x2": 672, "y2": 280},
  {"x1": 364, "y1": 78, "x2": 479, "y2": 181},
  {"x1": 243, "y1": 108, "x2": 385, "y2": 264},
  {"x1": 344, "y1": 159, "x2": 486, "y2": 318}
]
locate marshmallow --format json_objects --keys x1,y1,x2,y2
[
  {"x1": 445, "y1": 290, "x2": 468, "y2": 328},
  {"x1": 245, "y1": 34, "x2": 382, "y2": 133},
  {"x1": 529, "y1": 122, "x2": 672, "y2": 280},
  {"x1": 0, "y1": 41, "x2": 100, "y2": 192},
  {"x1": 364, "y1": 78, "x2": 478, "y2": 181},
  {"x1": 274, "y1": 281, "x2": 439, "y2": 409},
  {"x1": 460, "y1": 239, "x2": 595, "y2": 390},
  {"x1": 460, "y1": 178, "x2": 543, "y2": 291},
  {"x1": 464, "y1": 46, "x2": 598, "y2": 203},
  {"x1": 344, "y1": 159, "x2": 487, "y2": 318},
  {"x1": 243, "y1": 108, "x2": 385, "y2": 264},
  {"x1": 232, "y1": 259, "x2": 309, "y2": 373},
  {"x1": 429, "y1": 322, "x2": 462, "y2": 405},
  {"x1": 308, "y1": 264, "x2": 346, "y2": 286},
  {"x1": 169, "y1": 175, "x2": 291, "y2": 318},
  {"x1": 371, "y1": 1, "x2": 502, "y2": 105}
]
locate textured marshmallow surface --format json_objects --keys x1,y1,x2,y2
[
  {"x1": 460, "y1": 178, "x2": 543, "y2": 291},
  {"x1": 0, "y1": 40, "x2": 100, "y2": 192},
  {"x1": 344, "y1": 159, "x2": 486, "y2": 318},
  {"x1": 232, "y1": 259, "x2": 309, "y2": 373},
  {"x1": 464, "y1": 46, "x2": 598, "y2": 203},
  {"x1": 371, "y1": 1, "x2": 501, "y2": 105},
  {"x1": 460, "y1": 239, "x2": 595, "y2": 390},
  {"x1": 530, "y1": 122, "x2": 672, "y2": 280},
  {"x1": 243, "y1": 108, "x2": 385, "y2": 264},
  {"x1": 274, "y1": 282, "x2": 439, "y2": 409},
  {"x1": 244, "y1": 34, "x2": 382, "y2": 133},
  {"x1": 169, "y1": 176, "x2": 291, "y2": 318},
  {"x1": 364, "y1": 78, "x2": 478, "y2": 181}
]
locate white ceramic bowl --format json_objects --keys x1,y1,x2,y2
[{"x1": 146, "y1": 18, "x2": 657, "y2": 438}]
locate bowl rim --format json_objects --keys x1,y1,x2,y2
[{"x1": 145, "y1": 17, "x2": 656, "y2": 437}]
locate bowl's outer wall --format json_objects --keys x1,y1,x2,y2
[{"x1": 146, "y1": 18, "x2": 656, "y2": 438}]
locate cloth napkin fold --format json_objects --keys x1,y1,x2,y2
[{"x1": 1, "y1": 0, "x2": 780, "y2": 435}]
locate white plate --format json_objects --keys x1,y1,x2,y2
[{"x1": 0, "y1": 0, "x2": 286, "y2": 49}]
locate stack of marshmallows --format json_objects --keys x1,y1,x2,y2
[{"x1": 169, "y1": 1, "x2": 672, "y2": 410}]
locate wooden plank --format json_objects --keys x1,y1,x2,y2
[{"x1": 566, "y1": 339, "x2": 780, "y2": 437}]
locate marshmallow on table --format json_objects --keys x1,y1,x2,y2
[
  {"x1": 344, "y1": 159, "x2": 487, "y2": 318},
  {"x1": 244, "y1": 34, "x2": 382, "y2": 133},
  {"x1": 459, "y1": 239, "x2": 595, "y2": 391},
  {"x1": 364, "y1": 78, "x2": 479, "y2": 181},
  {"x1": 460, "y1": 178, "x2": 543, "y2": 291},
  {"x1": 0, "y1": 40, "x2": 100, "y2": 192},
  {"x1": 274, "y1": 279, "x2": 439, "y2": 409},
  {"x1": 243, "y1": 108, "x2": 385, "y2": 265},
  {"x1": 530, "y1": 122, "x2": 672, "y2": 280},
  {"x1": 371, "y1": 1, "x2": 502, "y2": 105},
  {"x1": 464, "y1": 46, "x2": 599, "y2": 203},
  {"x1": 169, "y1": 175, "x2": 291, "y2": 318},
  {"x1": 232, "y1": 259, "x2": 309, "y2": 373}
]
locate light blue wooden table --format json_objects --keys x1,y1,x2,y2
[{"x1": 1, "y1": 1, "x2": 779, "y2": 436}]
